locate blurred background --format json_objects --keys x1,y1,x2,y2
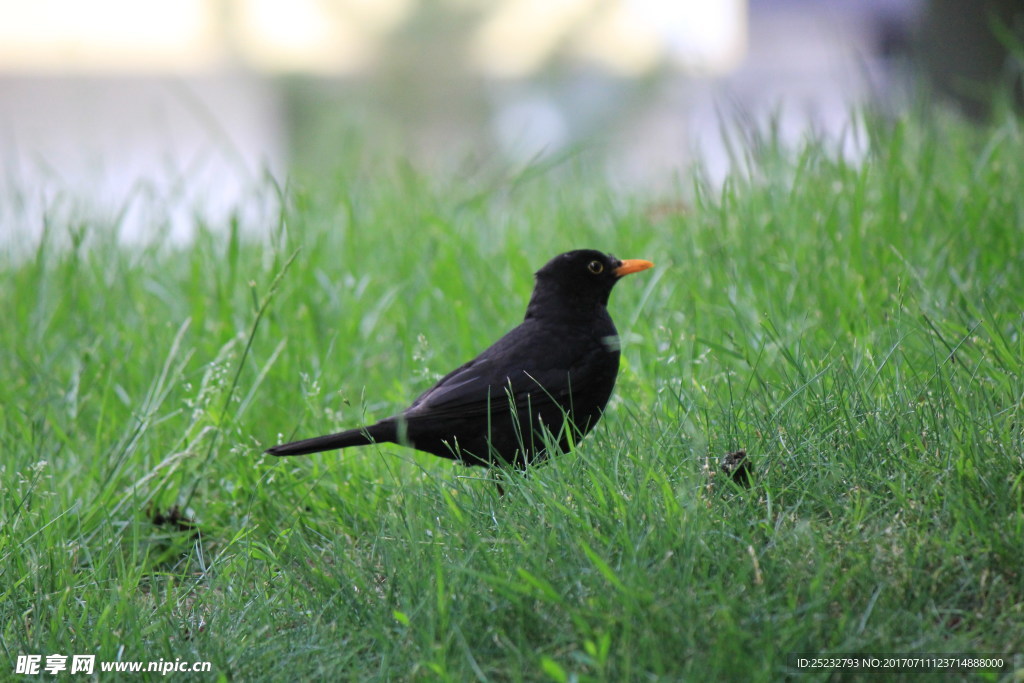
[{"x1": 1, "y1": 0, "x2": 1021, "y2": 243}]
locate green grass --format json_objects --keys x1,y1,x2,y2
[{"x1": 2, "y1": 109, "x2": 1023, "y2": 681}]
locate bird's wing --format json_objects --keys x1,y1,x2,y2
[{"x1": 402, "y1": 323, "x2": 603, "y2": 421}]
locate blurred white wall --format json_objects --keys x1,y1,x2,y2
[
  {"x1": 0, "y1": 75, "x2": 284, "y2": 245},
  {"x1": 0, "y1": 0, "x2": 914, "y2": 245}
]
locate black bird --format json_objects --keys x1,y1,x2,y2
[{"x1": 266, "y1": 250, "x2": 653, "y2": 468}]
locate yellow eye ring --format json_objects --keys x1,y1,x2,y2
[{"x1": 587, "y1": 260, "x2": 604, "y2": 274}]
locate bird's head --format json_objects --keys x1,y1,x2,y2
[{"x1": 528, "y1": 249, "x2": 654, "y2": 316}]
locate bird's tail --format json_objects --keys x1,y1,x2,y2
[{"x1": 265, "y1": 422, "x2": 394, "y2": 456}]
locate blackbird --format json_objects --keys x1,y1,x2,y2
[{"x1": 266, "y1": 249, "x2": 653, "y2": 468}]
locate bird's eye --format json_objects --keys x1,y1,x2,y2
[{"x1": 587, "y1": 260, "x2": 604, "y2": 274}]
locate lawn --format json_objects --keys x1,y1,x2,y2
[{"x1": 2, "y1": 108, "x2": 1022, "y2": 681}]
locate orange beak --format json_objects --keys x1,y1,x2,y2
[{"x1": 613, "y1": 259, "x2": 654, "y2": 277}]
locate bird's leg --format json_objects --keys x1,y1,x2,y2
[{"x1": 490, "y1": 466, "x2": 508, "y2": 497}]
